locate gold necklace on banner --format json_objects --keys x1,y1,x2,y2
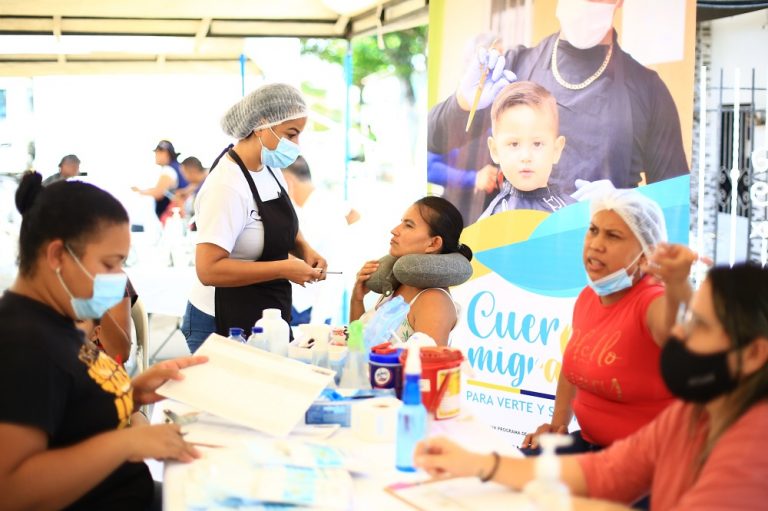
[{"x1": 551, "y1": 37, "x2": 613, "y2": 91}]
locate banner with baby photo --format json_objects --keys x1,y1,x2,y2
[{"x1": 427, "y1": 0, "x2": 697, "y2": 445}]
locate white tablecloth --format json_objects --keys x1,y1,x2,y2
[{"x1": 154, "y1": 400, "x2": 525, "y2": 510}]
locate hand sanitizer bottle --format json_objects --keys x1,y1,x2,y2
[
  {"x1": 523, "y1": 433, "x2": 573, "y2": 511},
  {"x1": 395, "y1": 344, "x2": 427, "y2": 472}
]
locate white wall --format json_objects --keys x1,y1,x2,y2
[{"x1": 709, "y1": 9, "x2": 768, "y2": 149}]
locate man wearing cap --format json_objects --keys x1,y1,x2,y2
[{"x1": 42, "y1": 154, "x2": 81, "y2": 186}]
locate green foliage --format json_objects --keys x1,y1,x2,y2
[{"x1": 301, "y1": 25, "x2": 426, "y2": 102}]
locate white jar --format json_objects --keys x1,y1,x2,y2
[{"x1": 255, "y1": 308, "x2": 290, "y2": 358}]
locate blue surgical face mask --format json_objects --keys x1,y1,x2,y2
[
  {"x1": 260, "y1": 127, "x2": 300, "y2": 169},
  {"x1": 586, "y1": 251, "x2": 643, "y2": 297},
  {"x1": 56, "y1": 245, "x2": 127, "y2": 320}
]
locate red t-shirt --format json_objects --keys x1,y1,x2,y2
[
  {"x1": 562, "y1": 275, "x2": 674, "y2": 446},
  {"x1": 578, "y1": 401, "x2": 768, "y2": 509}
]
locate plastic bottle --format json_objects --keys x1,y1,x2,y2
[
  {"x1": 395, "y1": 344, "x2": 427, "y2": 472},
  {"x1": 363, "y1": 295, "x2": 410, "y2": 349},
  {"x1": 338, "y1": 320, "x2": 372, "y2": 390},
  {"x1": 255, "y1": 308, "x2": 290, "y2": 357},
  {"x1": 308, "y1": 324, "x2": 331, "y2": 369},
  {"x1": 227, "y1": 327, "x2": 246, "y2": 343},
  {"x1": 246, "y1": 326, "x2": 267, "y2": 351},
  {"x1": 522, "y1": 433, "x2": 573, "y2": 511}
]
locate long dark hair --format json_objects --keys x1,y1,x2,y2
[
  {"x1": 414, "y1": 196, "x2": 473, "y2": 261},
  {"x1": 15, "y1": 172, "x2": 129, "y2": 276},
  {"x1": 694, "y1": 263, "x2": 768, "y2": 465}
]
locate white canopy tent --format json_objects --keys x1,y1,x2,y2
[{"x1": 0, "y1": 0, "x2": 428, "y2": 75}]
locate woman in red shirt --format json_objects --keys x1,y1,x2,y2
[
  {"x1": 416, "y1": 262, "x2": 768, "y2": 511},
  {"x1": 523, "y1": 189, "x2": 694, "y2": 452}
]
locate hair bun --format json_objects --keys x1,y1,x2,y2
[
  {"x1": 458, "y1": 243, "x2": 474, "y2": 262},
  {"x1": 15, "y1": 171, "x2": 44, "y2": 215}
]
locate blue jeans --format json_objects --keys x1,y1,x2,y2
[{"x1": 181, "y1": 301, "x2": 216, "y2": 354}]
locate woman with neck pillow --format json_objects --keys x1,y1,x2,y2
[
  {"x1": 522, "y1": 189, "x2": 696, "y2": 455},
  {"x1": 351, "y1": 196, "x2": 473, "y2": 346}
]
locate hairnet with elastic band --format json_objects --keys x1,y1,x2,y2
[
  {"x1": 220, "y1": 83, "x2": 307, "y2": 140},
  {"x1": 590, "y1": 189, "x2": 667, "y2": 258}
]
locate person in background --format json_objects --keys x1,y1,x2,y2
[
  {"x1": 172, "y1": 156, "x2": 208, "y2": 218},
  {"x1": 416, "y1": 262, "x2": 768, "y2": 511},
  {"x1": 282, "y1": 155, "x2": 349, "y2": 326},
  {"x1": 183, "y1": 83, "x2": 326, "y2": 353},
  {"x1": 351, "y1": 196, "x2": 471, "y2": 347},
  {"x1": 0, "y1": 172, "x2": 205, "y2": 510},
  {"x1": 74, "y1": 279, "x2": 139, "y2": 365},
  {"x1": 428, "y1": 0, "x2": 688, "y2": 200},
  {"x1": 521, "y1": 189, "x2": 693, "y2": 459},
  {"x1": 42, "y1": 154, "x2": 80, "y2": 186},
  {"x1": 133, "y1": 140, "x2": 187, "y2": 218}
]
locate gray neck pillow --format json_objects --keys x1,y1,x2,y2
[{"x1": 365, "y1": 252, "x2": 473, "y2": 296}]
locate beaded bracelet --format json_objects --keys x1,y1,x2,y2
[{"x1": 480, "y1": 451, "x2": 501, "y2": 483}]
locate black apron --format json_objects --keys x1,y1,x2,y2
[{"x1": 208, "y1": 145, "x2": 299, "y2": 336}]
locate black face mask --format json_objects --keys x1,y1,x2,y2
[{"x1": 660, "y1": 336, "x2": 739, "y2": 404}]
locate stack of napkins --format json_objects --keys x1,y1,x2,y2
[{"x1": 184, "y1": 439, "x2": 354, "y2": 510}]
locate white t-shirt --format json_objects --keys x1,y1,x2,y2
[{"x1": 187, "y1": 155, "x2": 289, "y2": 316}]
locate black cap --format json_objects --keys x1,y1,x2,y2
[{"x1": 153, "y1": 140, "x2": 180, "y2": 158}]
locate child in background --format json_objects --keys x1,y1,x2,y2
[{"x1": 479, "y1": 81, "x2": 575, "y2": 220}]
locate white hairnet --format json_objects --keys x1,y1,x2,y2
[
  {"x1": 590, "y1": 189, "x2": 667, "y2": 257},
  {"x1": 220, "y1": 83, "x2": 307, "y2": 140}
]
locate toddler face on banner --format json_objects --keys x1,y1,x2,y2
[{"x1": 487, "y1": 81, "x2": 566, "y2": 192}]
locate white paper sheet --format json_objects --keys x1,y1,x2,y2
[
  {"x1": 387, "y1": 477, "x2": 535, "y2": 511},
  {"x1": 157, "y1": 334, "x2": 334, "y2": 437}
]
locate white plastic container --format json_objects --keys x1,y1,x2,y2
[{"x1": 255, "y1": 308, "x2": 290, "y2": 358}]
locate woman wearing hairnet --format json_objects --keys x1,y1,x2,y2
[
  {"x1": 182, "y1": 84, "x2": 326, "y2": 353},
  {"x1": 522, "y1": 189, "x2": 696, "y2": 456}
]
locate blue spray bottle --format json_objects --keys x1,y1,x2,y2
[{"x1": 396, "y1": 344, "x2": 427, "y2": 472}]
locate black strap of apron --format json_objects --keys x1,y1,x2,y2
[{"x1": 209, "y1": 143, "x2": 234, "y2": 173}]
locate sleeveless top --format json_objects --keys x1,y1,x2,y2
[{"x1": 361, "y1": 288, "x2": 460, "y2": 344}]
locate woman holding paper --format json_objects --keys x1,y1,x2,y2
[
  {"x1": 416, "y1": 262, "x2": 768, "y2": 510},
  {"x1": 0, "y1": 173, "x2": 205, "y2": 510},
  {"x1": 183, "y1": 83, "x2": 327, "y2": 353}
]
